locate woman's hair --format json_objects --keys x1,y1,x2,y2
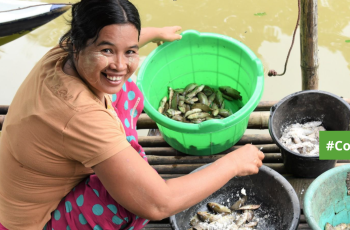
[{"x1": 59, "y1": 0, "x2": 141, "y2": 58}]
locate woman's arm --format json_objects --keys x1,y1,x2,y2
[
  {"x1": 139, "y1": 26, "x2": 182, "y2": 48},
  {"x1": 92, "y1": 144, "x2": 264, "y2": 220}
]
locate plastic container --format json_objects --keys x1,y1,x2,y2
[
  {"x1": 268, "y1": 90, "x2": 350, "y2": 178},
  {"x1": 304, "y1": 164, "x2": 350, "y2": 229},
  {"x1": 170, "y1": 164, "x2": 300, "y2": 230},
  {"x1": 137, "y1": 30, "x2": 264, "y2": 155}
]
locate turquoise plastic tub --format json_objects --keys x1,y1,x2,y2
[
  {"x1": 304, "y1": 164, "x2": 350, "y2": 229},
  {"x1": 137, "y1": 30, "x2": 264, "y2": 155}
]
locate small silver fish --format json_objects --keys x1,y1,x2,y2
[
  {"x1": 196, "y1": 211, "x2": 221, "y2": 223},
  {"x1": 230, "y1": 196, "x2": 247, "y2": 211},
  {"x1": 190, "y1": 215, "x2": 201, "y2": 226},
  {"x1": 244, "y1": 210, "x2": 254, "y2": 222},
  {"x1": 207, "y1": 202, "x2": 231, "y2": 214},
  {"x1": 187, "y1": 112, "x2": 211, "y2": 120},
  {"x1": 184, "y1": 108, "x2": 202, "y2": 118},
  {"x1": 239, "y1": 204, "x2": 261, "y2": 210},
  {"x1": 166, "y1": 109, "x2": 182, "y2": 117},
  {"x1": 158, "y1": 96, "x2": 167, "y2": 114},
  {"x1": 235, "y1": 212, "x2": 248, "y2": 226}
]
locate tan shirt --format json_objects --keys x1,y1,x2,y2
[{"x1": 0, "y1": 46, "x2": 130, "y2": 229}]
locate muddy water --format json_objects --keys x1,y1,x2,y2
[{"x1": 1, "y1": 0, "x2": 350, "y2": 135}]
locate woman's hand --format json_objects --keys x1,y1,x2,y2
[
  {"x1": 228, "y1": 144, "x2": 265, "y2": 177},
  {"x1": 152, "y1": 26, "x2": 182, "y2": 46},
  {"x1": 139, "y1": 26, "x2": 182, "y2": 48}
]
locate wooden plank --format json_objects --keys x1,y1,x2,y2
[
  {"x1": 139, "y1": 136, "x2": 170, "y2": 147},
  {"x1": 297, "y1": 224, "x2": 312, "y2": 230},
  {"x1": 139, "y1": 134, "x2": 274, "y2": 147},
  {"x1": 142, "y1": 223, "x2": 171, "y2": 230},
  {"x1": 255, "y1": 100, "x2": 277, "y2": 111},
  {"x1": 247, "y1": 111, "x2": 270, "y2": 129},
  {"x1": 144, "y1": 144, "x2": 280, "y2": 156},
  {"x1": 148, "y1": 155, "x2": 350, "y2": 168},
  {"x1": 152, "y1": 163, "x2": 287, "y2": 174},
  {"x1": 147, "y1": 152, "x2": 282, "y2": 165}
]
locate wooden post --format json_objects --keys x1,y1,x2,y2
[{"x1": 300, "y1": 0, "x2": 319, "y2": 90}]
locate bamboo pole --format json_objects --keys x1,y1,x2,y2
[
  {"x1": 300, "y1": 0, "x2": 319, "y2": 90},
  {"x1": 152, "y1": 162, "x2": 348, "y2": 175},
  {"x1": 139, "y1": 134, "x2": 274, "y2": 147},
  {"x1": 247, "y1": 111, "x2": 270, "y2": 129},
  {"x1": 147, "y1": 152, "x2": 282, "y2": 165},
  {"x1": 152, "y1": 163, "x2": 287, "y2": 174},
  {"x1": 143, "y1": 144, "x2": 280, "y2": 156}
]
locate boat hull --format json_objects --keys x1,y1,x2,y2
[{"x1": 0, "y1": 2, "x2": 71, "y2": 46}]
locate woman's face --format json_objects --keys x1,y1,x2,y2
[{"x1": 75, "y1": 23, "x2": 139, "y2": 100}]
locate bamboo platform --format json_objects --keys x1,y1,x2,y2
[{"x1": 1, "y1": 101, "x2": 350, "y2": 230}]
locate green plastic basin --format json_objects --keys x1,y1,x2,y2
[
  {"x1": 136, "y1": 30, "x2": 264, "y2": 155},
  {"x1": 304, "y1": 164, "x2": 350, "y2": 229}
]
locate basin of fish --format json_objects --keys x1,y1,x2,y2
[{"x1": 170, "y1": 165, "x2": 300, "y2": 230}]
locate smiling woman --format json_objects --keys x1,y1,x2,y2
[
  {"x1": 62, "y1": 23, "x2": 140, "y2": 102},
  {"x1": 0, "y1": 0, "x2": 264, "y2": 230}
]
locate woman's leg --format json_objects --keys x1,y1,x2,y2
[{"x1": 45, "y1": 174, "x2": 149, "y2": 230}]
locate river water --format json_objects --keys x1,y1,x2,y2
[{"x1": 1, "y1": 0, "x2": 350, "y2": 134}]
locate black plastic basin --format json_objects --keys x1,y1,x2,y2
[
  {"x1": 169, "y1": 164, "x2": 300, "y2": 230},
  {"x1": 268, "y1": 90, "x2": 350, "y2": 178}
]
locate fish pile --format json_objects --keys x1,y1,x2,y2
[
  {"x1": 157, "y1": 83, "x2": 242, "y2": 124},
  {"x1": 279, "y1": 121, "x2": 326, "y2": 155},
  {"x1": 325, "y1": 222, "x2": 350, "y2": 230},
  {"x1": 188, "y1": 196, "x2": 261, "y2": 230}
]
